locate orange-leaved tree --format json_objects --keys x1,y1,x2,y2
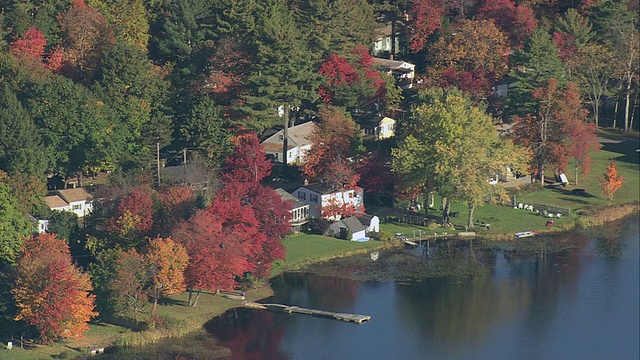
[
  {"x1": 598, "y1": 161, "x2": 623, "y2": 204},
  {"x1": 145, "y1": 237, "x2": 189, "y2": 312},
  {"x1": 12, "y1": 233, "x2": 97, "y2": 343}
]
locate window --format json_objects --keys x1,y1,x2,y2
[
  {"x1": 72, "y1": 204, "x2": 81, "y2": 210},
  {"x1": 298, "y1": 192, "x2": 306, "y2": 200},
  {"x1": 310, "y1": 194, "x2": 318, "y2": 203},
  {"x1": 279, "y1": 134, "x2": 284, "y2": 141},
  {"x1": 348, "y1": 191, "x2": 354, "y2": 198}
]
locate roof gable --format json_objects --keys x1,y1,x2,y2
[
  {"x1": 341, "y1": 216, "x2": 365, "y2": 233},
  {"x1": 45, "y1": 195, "x2": 69, "y2": 209},
  {"x1": 57, "y1": 188, "x2": 93, "y2": 203},
  {"x1": 261, "y1": 121, "x2": 317, "y2": 148}
]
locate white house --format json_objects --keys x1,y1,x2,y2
[
  {"x1": 328, "y1": 216, "x2": 367, "y2": 242},
  {"x1": 44, "y1": 188, "x2": 94, "y2": 218},
  {"x1": 372, "y1": 57, "x2": 415, "y2": 89},
  {"x1": 292, "y1": 183, "x2": 364, "y2": 220},
  {"x1": 275, "y1": 188, "x2": 310, "y2": 232},
  {"x1": 261, "y1": 121, "x2": 317, "y2": 164},
  {"x1": 362, "y1": 116, "x2": 396, "y2": 140},
  {"x1": 356, "y1": 214, "x2": 380, "y2": 233},
  {"x1": 28, "y1": 215, "x2": 49, "y2": 234}
]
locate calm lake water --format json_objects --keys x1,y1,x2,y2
[{"x1": 105, "y1": 217, "x2": 639, "y2": 360}]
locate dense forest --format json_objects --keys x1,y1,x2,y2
[{"x1": 0, "y1": 0, "x2": 638, "y2": 344}]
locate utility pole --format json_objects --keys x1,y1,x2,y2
[
  {"x1": 156, "y1": 141, "x2": 161, "y2": 185},
  {"x1": 183, "y1": 148, "x2": 187, "y2": 176}
]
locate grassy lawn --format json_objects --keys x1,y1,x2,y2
[
  {"x1": 276, "y1": 233, "x2": 385, "y2": 273},
  {"x1": 373, "y1": 129, "x2": 639, "y2": 237}
]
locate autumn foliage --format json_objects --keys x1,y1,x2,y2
[
  {"x1": 145, "y1": 237, "x2": 189, "y2": 312},
  {"x1": 598, "y1": 161, "x2": 624, "y2": 204},
  {"x1": 318, "y1": 45, "x2": 384, "y2": 107},
  {"x1": 302, "y1": 106, "x2": 360, "y2": 184},
  {"x1": 106, "y1": 187, "x2": 155, "y2": 238},
  {"x1": 513, "y1": 79, "x2": 598, "y2": 181},
  {"x1": 9, "y1": 27, "x2": 63, "y2": 74},
  {"x1": 407, "y1": 0, "x2": 444, "y2": 52},
  {"x1": 12, "y1": 233, "x2": 97, "y2": 343}
]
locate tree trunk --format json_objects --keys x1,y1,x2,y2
[
  {"x1": 443, "y1": 201, "x2": 451, "y2": 224},
  {"x1": 188, "y1": 289, "x2": 193, "y2": 306},
  {"x1": 429, "y1": 192, "x2": 435, "y2": 208},
  {"x1": 467, "y1": 203, "x2": 474, "y2": 228},
  {"x1": 613, "y1": 93, "x2": 620, "y2": 129},
  {"x1": 78, "y1": 172, "x2": 83, "y2": 187},
  {"x1": 192, "y1": 289, "x2": 202, "y2": 307},
  {"x1": 624, "y1": 81, "x2": 631, "y2": 132},
  {"x1": 574, "y1": 162, "x2": 579, "y2": 185},
  {"x1": 540, "y1": 168, "x2": 545, "y2": 186},
  {"x1": 152, "y1": 297, "x2": 158, "y2": 313}
]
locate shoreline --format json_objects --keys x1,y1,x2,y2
[{"x1": 7, "y1": 204, "x2": 639, "y2": 359}]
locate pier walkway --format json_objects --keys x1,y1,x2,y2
[{"x1": 243, "y1": 301, "x2": 371, "y2": 324}]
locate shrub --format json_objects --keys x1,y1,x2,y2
[{"x1": 307, "y1": 218, "x2": 330, "y2": 234}]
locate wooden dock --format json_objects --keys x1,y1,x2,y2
[{"x1": 243, "y1": 301, "x2": 371, "y2": 324}]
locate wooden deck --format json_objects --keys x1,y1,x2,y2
[{"x1": 243, "y1": 301, "x2": 371, "y2": 324}]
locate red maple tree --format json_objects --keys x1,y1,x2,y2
[
  {"x1": 438, "y1": 67, "x2": 492, "y2": 99},
  {"x1": 407, "y1": 0, "x2": 445, "y2": 52},
  {"x1": 173, "y1": 207, "x2": 255, "y2": 306},
  {"x1": 106, "y1": 187, "x2": 155, "y2": 240},
  {"x1": 12, "y1": 233, "x2": 97, "y2": 343},
  {"x1": 477, "y1": 0, "x2": 537, "y2": 47},
  {"x1": 10, "y1": 26, "x2": 47, "y2": 59},
  {"x1": 317, "y1": 45, "x2": 384, "y2": 106},
  {"x1": 222, "y1": 133, "x2": 272, "y2": 185},
  {"x1": 244, "y1": 186, "x2": 289, "y2": 278}
]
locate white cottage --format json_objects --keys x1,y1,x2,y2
[{"x1": 44, "y1": 188, "x2": 94, "y2": 218}]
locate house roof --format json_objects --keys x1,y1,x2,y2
[
  {"x1": 372, "y1": 57, "x2": 415, "y2": 72},
  {"x1": 57, "y1": 188, "x2": 93, "y2": 203},
  {"x1": 44, "y1": 195, "x2": 69, "y2": 209},
  {"x1": 261, "y1": 121, "x2": 317, "y2": 149},
  {"x1": 356, "y1": 214, "x2": 376, "y2": 226},
  {"x1": 275, "y1": 188, "x2": 308, "y2": 209},
  {"x1": 358, "y1": 115, "x2": 396, "y2": 129},
  {"x1": 375, "y1": 23, "x2": 393, "y2": 39},
  {"x1": 298, "y1": 183, "x2": 336, "y2": 195},
  {"x1": 341, "y1": 216, "x2": 366, "y2": 233}
]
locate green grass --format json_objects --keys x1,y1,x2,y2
[
  {"x1": 275, "y1": 233, "x2": 385, "y2": 273},
  {"x1": 375, "y1": 129, "x2": 639, "y2": 237}
]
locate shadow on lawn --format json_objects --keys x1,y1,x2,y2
[
  {"x1": 550, "y1": 186, "x2": 596, "y2": 199},
  {"x1": 600, "y1": 141, "x2": 640, "y2": 166}
]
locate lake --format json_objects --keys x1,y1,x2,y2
[{"x1": 104, "y1": 217, "x2": 639, "y2": 360}]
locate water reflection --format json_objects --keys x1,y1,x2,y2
[{"x1": 106, "y1": 218, "x2": 639, "y2": 360}]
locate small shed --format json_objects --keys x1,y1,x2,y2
[
  {"x1": 356, "y1": 214, "x2": 379, "y2": 233},
  {"x1": 328, "y1": 216, "x2": 367, "y2": 241}
]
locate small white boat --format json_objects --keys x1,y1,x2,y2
[
  {"x1": 403, "y1": 239, "x2": 419, "y2": 246},
  {"x1": 515, "y1": 231, "x2": 536, "y2": 238}
]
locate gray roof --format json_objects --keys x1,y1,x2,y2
[
  {"x1": 275, "y1": 188, "x2": 308, "y2": 210},
  {"x1": 356, "y1": 214, "x2": 375, "y2": 226},
  {"x1": 261, "y1": 121, "x2": 317, "y2": 149},
  {"x1": 342, "y1": 216, "x2": 366, "y2": 233}
]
